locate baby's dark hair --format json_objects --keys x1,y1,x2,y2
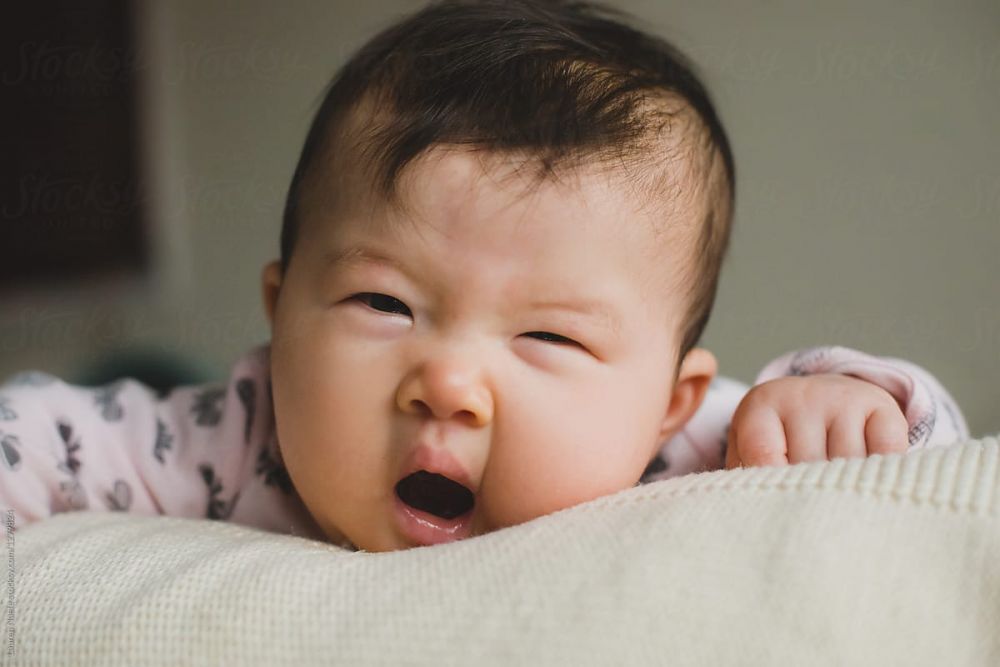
[{"x1": 280, "y1": 0, "x2": 735, "y2": 370}]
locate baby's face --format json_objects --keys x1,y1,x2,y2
[{"x1": 262, "y1": 147, "x2": 716, "y2": 552}]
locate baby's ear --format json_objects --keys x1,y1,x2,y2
[
  {"x1": 261, "y1": 261, "x2": 283, "y2": 329},
  {"x1": 654, "y1": 348, "x2": 718, "y2": 446}
]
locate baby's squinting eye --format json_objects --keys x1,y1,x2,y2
[
  {"x1": 523, "y1": 331, "x2": 582, "y2": 348},
  {"x1": 351, "y1": 292, "x2": 412, "y2": 317},
  {"x1": 350, "y1": 294, "x2": 582, "y2": 348}
]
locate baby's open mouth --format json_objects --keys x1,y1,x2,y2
[{"x1": 394, "y1": 470, "x2": 475, "y2": 520}]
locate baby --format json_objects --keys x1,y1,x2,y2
[{"x1": 0, "y1": 0, "x2": 969, "y2": 552}]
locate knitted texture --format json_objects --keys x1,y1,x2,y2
[{"x1": 5, "y1": 435, "x2": 1000, "y2": 666}]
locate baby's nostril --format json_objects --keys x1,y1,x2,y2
[
  {"x1": 409, "y1": 400, "x2": 432, "y2": 418},
  {"x1": 395, "y1": 470, "x2": 474, "y2": 519}
]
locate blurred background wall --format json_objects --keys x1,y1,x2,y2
[{"x1": 1, "y1": 0, "x2": 997, "y2": 435}]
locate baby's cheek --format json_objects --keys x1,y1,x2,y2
[
  {"x1": 273, "y1": 342, "x2": 388, "y2": 475},
  {"x1": 482, "y1": 391, "x2": 642, "y2": 526}
]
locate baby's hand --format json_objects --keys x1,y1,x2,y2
[{"x1": 724, "y1": 374, "x2": 909, "y2": 469}]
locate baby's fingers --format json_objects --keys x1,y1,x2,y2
[
  {"x1": 864, "y1": 405, "x2": 910, "y2": 455},
  {"x1": 826, "y1": 411, "x2": 868, "y2": 460},
  {"x1": 783, "y1": 412, "x2": 829, "y2": 464},
  {"x1": 728, "y1": 406, "x2": 788, "y2": 468}
]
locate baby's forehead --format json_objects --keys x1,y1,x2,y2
[
  {"x1": 342, "y1": 139, "x2": 703, "y2": 226},
  {"x1": 351, "y1": 148, "x2": 694, "y2": 237},
  {"x1": 301, "y1": 147, "x2": 704, "y2": 310},
  {"x1": 319, "y1": 149, "x2": 697, "y2": 301}
]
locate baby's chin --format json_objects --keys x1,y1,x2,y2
[{"x1": 314, "y1": 518, "x2": 356, "y2": 551}]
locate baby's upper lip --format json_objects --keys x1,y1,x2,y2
[{"x1": 398, "y1": 442, "x2": 477, "y2": 493}]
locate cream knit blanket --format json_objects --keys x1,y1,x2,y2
[{"x1": 5, "y1": 435, "x2": 1000, "y2": 666}]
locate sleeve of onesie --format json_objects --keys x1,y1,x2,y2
[
  {"x1": 0, "y1": 345, "x2": 292, "y2": 532},
  {"x1": 640, "y1": 345, "x2": 970, "y2": 485}
]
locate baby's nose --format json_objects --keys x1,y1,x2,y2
[{"x1": 395, "y1": 359, "x2": 493, "y2": 427}]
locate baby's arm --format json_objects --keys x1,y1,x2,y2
[
  {"x1": 0, "y1": 350, "x2": 273, "y2": 533},
  {"x1": 0, "y1": 372, "x2": 159, "y2": 525},
  {"x1": 643, "y1": 345, "x2": 969, "y2": 482}
]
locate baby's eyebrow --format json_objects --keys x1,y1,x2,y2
[
  {"x1": 324, "y1": 245, "x2": 410, "y2": 275},
  {"x1": 324, "y1": 244, "x2": 623, "y2": 335}
]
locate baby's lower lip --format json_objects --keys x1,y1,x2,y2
[{"x1": 392, "y1": 494, "x2": 474, "y2": 547}]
